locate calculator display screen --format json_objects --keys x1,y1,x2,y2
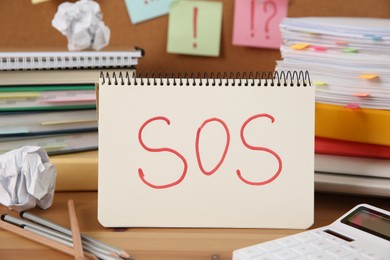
[{"x1": 341, "y1": 206, "x2": 390, "y2": 241}]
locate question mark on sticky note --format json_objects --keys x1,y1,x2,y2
[{"x1": 263, "y1": 0, "x2": 277, "y2": 39}]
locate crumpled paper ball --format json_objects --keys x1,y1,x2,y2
[
  {"x1": 0, "y1": 146, "x2": 56, "y2": 212},
  {"x1": 52, "y1": 0, "x2": 111, "y2": 51}
]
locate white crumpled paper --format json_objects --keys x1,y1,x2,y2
[
  {"x1": 0, "y1": 146, "x2": 56, "y2": 212},
  {"x1": 52, "y1": 0, "x2": 111, "y2": 51}
]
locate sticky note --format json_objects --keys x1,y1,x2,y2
[
  {"x1": 290, "y1": 43, "x2": 310, "y2": 50},
  {"x1": 358, "y1": 74, "x2": 379, "y2": 80},
  {"x1": 232, "y1": 0, "x2": 288, "y2": 49},
  {"x1": 124, "y1": 0, "x2": 173, "y2": 24},
  {"x1": 167, "y1": 0, "x2": 223, "y2": 57},
  {"x1": 314, "y1": 81, "x2": 328, "y2": 87}
]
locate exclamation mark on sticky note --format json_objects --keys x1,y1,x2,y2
[
  {"x1": 250, "y1": 0, "x2": 255, "y2": 37},
  {"x1": 193, "y1": 7, "x2": 198, "y2": 48}
]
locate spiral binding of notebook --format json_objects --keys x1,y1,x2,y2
[
  {"x1": 0, "y1": 49, "x2": 143, "y2": 70},
  {"x1": 99, "y1": 71, "x2": 311, "y2": 87}
]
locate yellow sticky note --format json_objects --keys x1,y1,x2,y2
[
  {"x1": 290, "y1": 43, "x2": 310, "y2": 50},
  {"x1": 358, "y1": 74, "x2": 379, "y2": 80},
  {"x1": 314, "y1": 81, "x2": 328, "y2": 87}
]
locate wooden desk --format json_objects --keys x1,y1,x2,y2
[{"x1": 0, "y1": 192, "x2": 389, "y2": 260}]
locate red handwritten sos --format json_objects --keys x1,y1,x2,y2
[{"x1": 138, "y1": 114, "x2": 282, "y2": 189}]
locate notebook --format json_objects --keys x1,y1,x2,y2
[
  {"x1": 0, "y1": 48, "x2": 143, "y2": 70},
  {"x1": 98, "y1": 71, "x2": 315, "y2": 228},
  {"x1": 0, "y1": 68, "x2": 136, "y2": 85}
]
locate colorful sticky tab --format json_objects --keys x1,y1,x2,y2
[
  {"x1": 363, "y1": 34, "x2": 383, "y2": 41},
  {"x1": 335, "y1": 41, "x2": 348, "y2": 46},
  {"x1": 342, "y1": 47, "x2": 358, "y2": 53},
  {"x1": 232, "y1": 0, "x2": 288, "y2": 49},
  {"x1": 290, "y1": 43, "x2": 310, "y2": 50},
  {"x1": 358, "y1": 74, "x2": 379, "y2": 80},
  {"x1": 346, "y1": 103, "x2": 361, "y2": 109},
  {"x1": 311, "y1": 46, "x2": 327, "y2": 52},
  {"x1": 124, "y1": 0, "x2": 173, "y2": 24},
  {"x1": 353, "y1": 93, "x2": 370, "y2": 97},
  {"x1": 167, "y1": 0, "x2": 223, "y2": 57},
  {"x1": 314, "y1": 81, "x2": 328, "y2": 87}
]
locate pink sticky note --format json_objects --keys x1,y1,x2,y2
[{"x1": 232, "y1": 0, "x2": 288, "y2": 49}]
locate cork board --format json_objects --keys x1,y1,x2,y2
[{"x1": 0, "y1": 0, "x2": 389, "y2": 73}]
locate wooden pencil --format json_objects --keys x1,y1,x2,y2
[
  {"x1": 21, "y1": 211, "x2": 133, "y2": 259},
  {"x1": 68, "y1": 199, "x2": 86, "y2": 260},
  {"x1": 0, "y1": 218, "x2": 96, "y2": 259}
]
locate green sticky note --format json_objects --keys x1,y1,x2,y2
[{"x1": 167, "y1": 0, "x2": 223, "y2": 57}]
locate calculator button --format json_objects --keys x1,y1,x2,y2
[
  {"x1": 342, "y1": 254, "x2": 375, "y2": 260},
  {"x1": 309, "y1": 239, "x2": 335, "y2": 250},
  {"x1": 235, "y1": 245, "x2": 264, "y2": 258},
  {"x1": 307, "y1": 252, "x2": 334, "y2": 259},
  {"x1": 253, "y1": 255, "x2": 280, "y2": 260},
  {"x1": 361, "y1": 251, "x2": 384, "y2": 260},
  {"x1": 325, "y1": 235, "x2": 346, "y2": 245},
  {"x1": 342, "y1": 244, "x2": 362, "y2": 253},
  {"x1": 257, "y1": 241, "x2": 283, "y2": 252},
  {"x1": 309, "y1": 230, "x2": 326, "y2": 238},
  {"x1": 271, "y1": 248, "x2": 300, "y2": 259},
  {"x1": 326, "y1": 245, "x2": 353, "y2": 257},
  {"x1": 276, "y1": 237, "x2": 301, "y2": 248},
  {"x1": 295, "y1": 232, "x2": 319, "y2": 243},
  {"x1": 290, "y1": 243, "x2": 317, "y2": 255}
]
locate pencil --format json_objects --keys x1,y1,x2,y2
[
  {"x1": 22, "y1": 225, "x2": 119, "y2": 260},
  {"x1": 20, "y1": 211, "x2": 133, "y2": 259},
  {"x1": 68, "y1": 199, "x2": 86, "y2": 260},
  {"x1": 0, "y1": 216, "x2": 96, "y2": 260},
  {"x1": 3, "y1": 214, "x2": 122, "y2": 260}
]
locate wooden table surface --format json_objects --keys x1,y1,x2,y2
[{"x1": 0, "y1": 191, "x2": 389, "y2": 260}]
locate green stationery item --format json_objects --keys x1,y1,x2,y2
[
  {"x1": 167, "y1": 0, "x2": 223, "y2": 57},
  {"x1": 0, "y1": 84, "x2": 95, "y2": 92}
]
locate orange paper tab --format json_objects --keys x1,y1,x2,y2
[
  {"x1": 290, "y1": 43, "x2": 310, "y2": 50},
  {"x1": 353, "y1": 93, "x2": 370, "y2": 97},
  {"x1": 358, "y1": 74, "x2": 379, "y2": 80}
]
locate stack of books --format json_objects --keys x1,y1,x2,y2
[
  {"x1": 0, "y1": 48, "x2": 143, "y2": 155},
  {"x1": 276, "y1": 17, "x2": 390, "y2": 197}
]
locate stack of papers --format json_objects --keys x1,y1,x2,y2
[
  {"x1": 0, "y1": 49, "x2": 143, "y2": 155},
  {"x1": 276, "y1": 17, "x2": 390, "y2": 110},
  {"x1": 276, "y1": 17, "x2": 390, "y2": 198}
]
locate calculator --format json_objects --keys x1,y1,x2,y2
[{"x1": 233, "y1": 204, "x2": 390, "y2": 259}]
